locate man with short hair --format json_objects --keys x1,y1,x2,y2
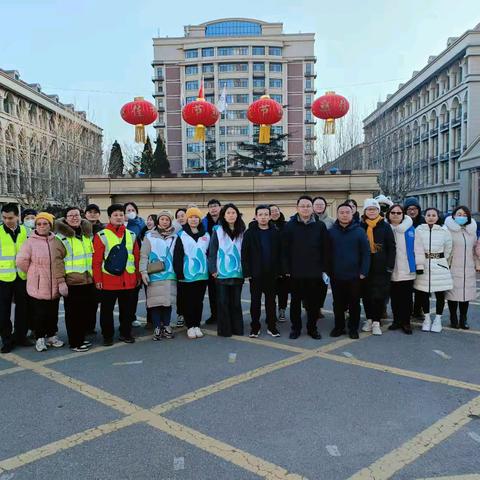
[
  {"x1": 92, "y1": 204, "x2": 141, "y2": 346},
  {"x1": 202, "y1": 198, "x2": 221, "y2": 325},
  {"x1": 328, "y1": 203, "x2": 371, "y2": 339},
  {"x1": 242, "y1": 205, "x2": 282, "y2": 338},
  {"x1": 85, "y1": 204, "x2": 105, "y2": 235},
  {"x1": 0, "y1": 203, "x2": 32, "y2": 353},
  {"x1": 282, "y1": 195, "x2": 330, "y2": 339}
]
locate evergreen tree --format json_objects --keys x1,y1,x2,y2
[
  {"x1": 151, "y1": 135, "x2": 171, "y2": 176},
  {"x1": 140, "y1": 136, "x2": 154, "y2": 175},
  {"x1": 230, "y1": 133, "x2": 292, "y2": 172},
  {"x1": 126, "y1": 155, "x2": 142, "y2": 178},
  {"x1": 108, "y1": 140, "x2": 124, "y2": 176}
]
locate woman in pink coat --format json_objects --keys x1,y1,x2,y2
[
  {"x1": 16, "y1": 212, "x2": 67, "y2": 352},
  {"x1": 445, "y1": 206, "x2": 480, "y2": 329}
]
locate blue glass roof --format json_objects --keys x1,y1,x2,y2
[{"x1": 205, "y1": 21, "x2": 262, "y2": 37}]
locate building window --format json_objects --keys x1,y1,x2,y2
[
  {"x1": 269, "y1": 63, "x2": 282, "y2": 72},
  {"x1": 253, "y1": 62, "x2": 265, "y2": 72},
  {"x1": 305, "y1": 63, "x2": 313, "y2": 75},
  {"x1": 185, "y1": 80, "x2": 199, "y2": 90},
  {"x1": 202, "y1": 64, "x2": 214, "y2": 73},
  {"x1": 185, "y1": 96, "x2": 196, "y2": 104},
  {"x1": 226, "y1": 94, "x2": 249, "y2": 104},
  {"x1": 187, "y1": 143, "x2": 202, "y2": 153},
  {"x1": 186, "y1": 127, "x2": 195, "y2": 137},
  {"x1": 204, "y1": 80, "x2": 215, "y2": 89},
  {"x1": 156, "y1": 67, "x2": 164, "y2": 77},
  {"x1": 272, "y1": 126, "x2": 283, "y2": 135},
  {"x1": 305, "y1": 94, "x2": 312, "y2": 106},
  {"x1": 305, "y1": 78, "x2": 313, "y2": 89},
  {"x1": 253, "y1": 78, "x2": 265, "y2": 88},
  {"x1": 218, "y1": 63, "x2": 248, "y2": 72},
  {"x1": 268, "y1": 47, "x2": 282, "y2": 56},
  {"x1": 205, "y1": 20, "x2": 262, "y2": 37},
  {"x1": 252, "y1": 46, "x2": 265, "y2": 55},
  {"x1": 218, "y1": 46, "x2": 249, "y2": 56},
  {"x1": 187, "y1": 158, "x2": 201, "y2": 169},
  {"x1": 223, "y1": 110, "x2": 247, "y2": 120},
  {"x1": 271, "y1": 94, "x2": 283, "y2": 104},
  {"x1": 269, "y1": 78, "x2": 282, "y2": 88},
  {"x1": 185, "y1": 65, "x2": 198, "y2": 75},
  {"x1": 185, "y1": 49, "x2": 198, "y2": 59},
  {"x1": 219, "y1": 78, "x2": 249, "y2": 88},
  {"x1": 219, "y1": 126, "x2": 249, "y2": 136},
  {"x1": 202, "y1": 47, "x2": 214, "y2": 57}
]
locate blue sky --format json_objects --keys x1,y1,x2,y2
[{"x1": 2, "y1": 0, "x2": 479, "y2": 151}]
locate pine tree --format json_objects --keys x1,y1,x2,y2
[
  {"x1": 108, "y1": 140, "x2": 124, "y2": 176},
  {"x1": 140, "y1": 136, "x2": 154, "y2": 175},
  {"x1": 151, "y1": 135, "x2": 171, "y2": 176},
  {"x1": 230, "y1": 133, "x2": 292, "y2": 172}
]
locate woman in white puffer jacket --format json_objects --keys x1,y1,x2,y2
[
  {"x1": 414, "y1": 208, "x2": 453, "y2": 333},
  {"x1": 444, "y1": 206, "x2": 480, "y2": 329}
]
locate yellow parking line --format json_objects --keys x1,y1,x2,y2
[
  {"x1": 348, "y1": 394, "x2": 480, "y2": 480},
  {"x1": 0, "y1": 366, "x2": 25, "y2": 377},
  {"x1": 416, "y1": 475, "x2": 480, "y2": 480}
]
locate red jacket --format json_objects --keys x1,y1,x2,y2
[{"x1": 93, "y1": 224, "x2": 140, "y2": 290}]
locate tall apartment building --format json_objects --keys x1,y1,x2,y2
[
  {"x1": 152, "y1": 18, "x2": 317, "y2": 173},
  {"x1": 363, "y1": 23, "x2": 480, "y2": 213},
  {"x1": 0, "y1": 68, "x2": 103, "y2": 207}
]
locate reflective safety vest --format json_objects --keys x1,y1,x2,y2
[
  {"x1": 0, "y1": 225, "x2": 27, "y2": 282},
  {"x1": 98, "y1": 228, "x2": 136, "y2": 275},
  {"x1": 56, "y1": 234, "x2": 93, "y2": 275}
]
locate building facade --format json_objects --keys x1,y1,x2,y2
[
  {"x1": 322, "y1": 143, "x2": 367, "y2": 172},
  {"x1": 363, "y1": 23, "x2": 480, "y2": 213},
  {"x1": 0, "y1": 69, "x2": 103, "y2": 207},
  {"x1": 152, "y1": 18, "x2": 317, "y2": 173}
]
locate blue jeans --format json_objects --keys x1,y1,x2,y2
[{"x1": 150, "y1": 306, "x2": 172, "y2": 328}]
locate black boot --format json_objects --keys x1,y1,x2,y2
[
  {"x1": 459, "y1": 314, "x2": 470, "y2": 330},
  {"x1": 449, "y1": 311, "x2": 459, "y2": 329}
]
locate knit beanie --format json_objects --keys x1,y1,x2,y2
[
  {"x1": 157, "y1": 210, "x2": 173, "y2": 222},
  {"x1": 35, "y1": 212, "x2": 55, "y2": 228},
  {"x1": 186, "y1": 207, "x2": 203, "y2": 220},
  {"x1": 363, "y1": 198, "x2": 380, "y2": 212}
]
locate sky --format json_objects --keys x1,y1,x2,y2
[{"x1": 2, "y1": 0, "x2": 480, "y2": 153}]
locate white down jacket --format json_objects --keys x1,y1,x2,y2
[
  {"x1": 413, "y1": 224, "x2": 453, "y2": 293},
  {"x1": 444, "y1": 216, "x2": 480, "y2": 302},
  {"x1": 388, "y1": 215, "x2": 416, "y2": 282}
]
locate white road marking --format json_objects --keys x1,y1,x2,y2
[
  {"x1": 342, "y1": 352, "x2": 355, "y2": 359},
  {"x1": 326, "y1": 445, "x2": 341, "y2": 457},
  {"x1": 112, "y1": 360, "x2": 144, "y2": 366},
  {"x1": 467, "y1": 431, "x2": 480, "y2": 443},
  {"x1": 228, "y1": 353, "x2": 237, "y2": 363},
  {"x1": 433, "y1": 350, "x2": 452, "y2": 360},
  {"x1": 173, "y1": 456, "x2": 185, "y2": 471}
]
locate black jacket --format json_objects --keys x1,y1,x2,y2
[
  {"x1": 282, "y1": 214, "x2": 329, "y2": 279},
  {"x1": 241, "y1": 221, "x2": 282, "y2": 279}
]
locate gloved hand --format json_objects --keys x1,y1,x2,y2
[
  {"x1": 141, "y1": 272, "x2": 150, "y2": 286},
  {"x1": 58, "y1": 282, "x2": 69, "y2": 297}
]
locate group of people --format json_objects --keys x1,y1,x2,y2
[{"x1": 0, "y1": 194, "x2": 479, "y2": 354}]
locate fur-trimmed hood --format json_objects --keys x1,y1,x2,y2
[{"x1": 54, "y1": 217, "x2": 93, "y2": 238}]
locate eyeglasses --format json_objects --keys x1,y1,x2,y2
[
  {"x1": 66, "y1": 214, "x2": 81, "y2": 218},
  {"x1": 390, "y1": 211, "x2": 403, "y2": 215}
]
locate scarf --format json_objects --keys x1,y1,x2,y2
[
  {"x1": 365, "y1": 216, "x2": 383, "y2": 253},
  {"x1": 156, "y1": 225, "x2": 175, "y2": 240}
]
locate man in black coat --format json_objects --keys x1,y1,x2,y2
[
  {"x1": 282, "y1": 195, "x2": 330, "y2": 339},
  {"x1": 242, "y1": 205, "x2": 282, "y2": 338}
]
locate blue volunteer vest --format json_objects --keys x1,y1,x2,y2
[{"x1": 214, "y1": 225, "x2": 243, "y2": 279}]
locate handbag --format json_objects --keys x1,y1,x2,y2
[{"x1": 147, "y1": 259, "x2": 165, "y2": 274}]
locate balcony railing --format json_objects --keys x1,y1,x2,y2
[
  {"x1": 304, "y1": 103, "x2": 312, "y2": 109},
  {"x1": 439, "y1": 152, "x2": 450, "y2": 161},
  {"x1": 451, "y1": 116, "x2": 461, "y2": 127},
  {"x1": 152, "y1": 74, "x2": 164, "y2": 81},
  {"x1": 440, "y1": 121, "x2": 449, "y2": 132},
  {"x1": 152, "y1": 91, "x2": 165, "y2": 97},
  {"x1": 305, "y1": 134, "x2": 317, "y2": 140},
  {"x1": 153, "y1": 121, "x2": 166, "y2": 128},
  {"x1": 429, "y1": 155, "x2": 438, "y2": 164},
  {"x1": 305, "y1": 71, "x2": 317, "y2": 78},
  {"x1": 157, "y1": 106, "x2": 165, "y2": 112},
  {"x1": 304, "y1": 87, "x2": 316, "y2": 93},
  {"x1": 450, "y1": 148, "x2": 461, "y2": 158},
  {"x1": 429, "y1": 127, "x2": 438, "y2": 137},
  {"x1": 413, "y1": 135, "x2": 420, "y2": 144},
  {"x1": 421, "y1": 132, "x2": 429, "y2": 141}
]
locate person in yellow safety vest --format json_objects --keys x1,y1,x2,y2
[
  {"x1": 54, "y1": 207, "x2": 95, "y2": 353},
  {"x1": 0, "y1": 203, "x2": 33, "y2": 353}
]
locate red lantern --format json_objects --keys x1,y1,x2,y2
[
  {"x1": 312, "y1": 91, "x2": 349, "y2": 134},
  {"x1": 121, "y1": 97, "x2": 157, "y2": 143},
  {"x1": 247, "y1": 95, "x2": 283, "y2": 144}
]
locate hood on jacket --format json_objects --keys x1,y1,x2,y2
[
  {"x1": 387, "y1": 215, "x2": 412, "y2": 234},
  {"x1": 444, "y1": 215, "x2": 478, "y2": 235},
  {"x1": 54, "y1": 217, "x2": 93, "y2": 238}
]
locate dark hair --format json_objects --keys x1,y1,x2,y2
[
  {"x1": 296, "y1": 195, "x2": 313, "y2": 206},
  {"x1": 347, "y1": 198, "x2": 358, "y2": 208},
  {"x1": 107, "y1": 203, "x2": 125, "y2": 217},
  {"x1": 452, "y1": 205, "x2": 472, "y2": 225},
  {"x1": 147, "y1": 214, "x2": 158, "y2": 225},
  {"x1": 175, "y1": 208, "x2": 187, "y2": 218},
  {"x1": 424, "y1": 207, "x2": 443, "y2": 225},
  {"x1": 337, "y1": 202, "x2": 353, "y2": 211},
  {"x1": 255, "y1": 204, "x2": 271, "y2": 215},
  {"x1": 64, "y1": 206, "x2": 82, "y2": 217},
  {"x1": 123, "y1": 202, "x2": 138, "y2": 214},
  {"x1": 1, "y1": 203, "x2": 19, "y2": 216},
  {"x1": 219, "y1": 203, "x2": 245, "y2": 238},
  {"x1": 386, "y1": 204, "x2": 405, "y2": 223},
  {"x1": 207, "y1": 198, "x2": 221, "y2": 207},
  {"x1": 312, "y1": 196, "x2": 328, "y2": 205}
]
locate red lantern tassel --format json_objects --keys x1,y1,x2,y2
[
  {"x1": 135, "y1": 124, "x2": 146, "y2": 143},
  {"x1": 259, "y1": 124, "x2": 271, "y2": 144},
  {"x1": 194, "y1": 124, "x2": 206, "y2": 142},
  {"x1": 324, "y1": 118, "x2": 335, "y2": 135}
]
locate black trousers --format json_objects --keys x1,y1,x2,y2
[
  {"x1": 250, "y1": 276, "x2": 277, "y2": 331},
  {"x1": 0, "y1": 278, "x2": 28, "y2": 345},
  {"x1": 448, "y1": 300, "x2": 469, "y2": 317},
  {"x1": 412, "y1": 290, "x2": 423, "y2": 317},
  {"x1": 182, "y1": 281, "x2": 207, "y2": 328},
  {"x1": 207, "y1": 275, "x2": 217, "y2": 320},
  {"x1": 100, "y1": 289, "x2": 136, "y2": 339},
  {"x1": 361, "y1": 279, "x2": 387, "y2": 323},
  {"x1": 217, "y1": 282, "x2": 243, "y2": 337},
  {"x1": 86, "y1": 288, "x2": 100, "y2": 333},
  {"x1": 176, "y1": 281, "x2": 186, "y2": 316},
  {"x1": 390, "y1": 280, "x2": 413, "y2": 327},
  {"x1": 130, "y1": 285, "x2": 141, "y2": 324},
  {"x1": 290, "y1": 278, "x2": 322, "y2": 333},
  {"x1": 331, "y1": 279, "x2": 361, "y2": 332},
  {"x1": 416, "y1": 290, "x2": 445, "y2": 315},
  {"x1": 276, "y1": 276, "x2": 289, "y2": 310},
  {"x1": 318, "y1": 279, "x2": 328, "y2": 309},
  {"x1": 32, "y1": 298, "x2": 60, "y2": 339},
  {"x1": 64, "y1": 284, "x2": 96, "y2": 348}
]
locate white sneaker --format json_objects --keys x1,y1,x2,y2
[
  {"x1": 132, "y1": 320, "x2": 142, "y2": 327},
  {"x1": 361, "y1": 319, "x2": 373, "y2": 332},
  {"x1": 372, "y1": 321, "x2": 382, "y2": 336},
  {"x1": 194, "y1": 327, "x2": 204, "y2": 338},
  {"x1": 430, "y1": 314, "x2": 442, "y2": 333},
  {"x1": 46, "y1": 336, "x2": 64, "y2": 348},
  {"x1": 422, "y1": 314, "x2": 432, "y2": 332},
  {"x1": 187, "y1": 327, "x2": 196, "y2": 339},
  {"x1": 35, "y1": 338, "x2": 47, "y2": 352},
  {"x1": 278, "y1": 309, "x2": 287, "y2": 322}
]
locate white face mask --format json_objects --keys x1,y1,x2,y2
[
  {"x1": 126, "y1": 211, "x2": 137, "y2": 220},
  {"x1": 24, "y1": 219, "x2": 35, "y2": 229}
]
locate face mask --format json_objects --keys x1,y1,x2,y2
[
  {"x1": 24, "y1": 219, "x2": 35, "y2": 229},
  {"x1": 126, "y1": 212, "x2": 137, "y2": 220},
  {"x1": 454, "y1": 216, "x2": 468, "y2": 226}
]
